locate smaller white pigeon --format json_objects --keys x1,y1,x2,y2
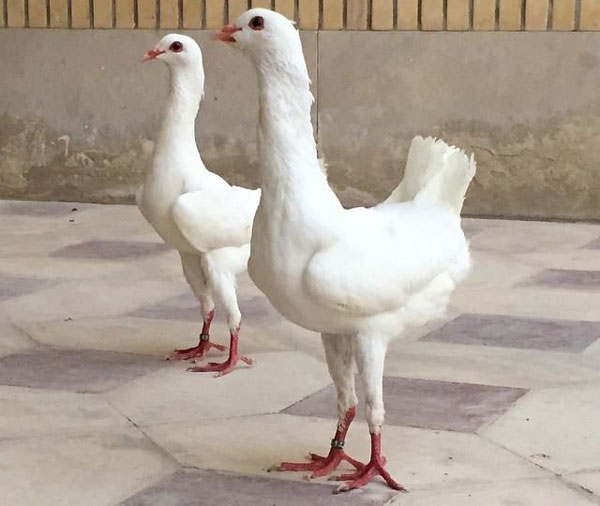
[{"x1": 137, "y1": 34, "x2": 260, "y2": 377}]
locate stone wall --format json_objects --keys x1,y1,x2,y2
[{"x1": 1, "y1": 1, "x2": 600, "y2": 220}]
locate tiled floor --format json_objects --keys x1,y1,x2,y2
[{"x1": 0, "y1": 200, "x2": 599, "y2": 506}]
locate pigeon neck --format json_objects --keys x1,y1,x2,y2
[
  {"x1": 255, "y1": 63, "x2": 334, "y2": 205},
  {"x1": 158, "y1": 65, "x2": 204, "y2": 151}
]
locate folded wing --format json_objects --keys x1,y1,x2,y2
[{"x1": 171, "y1": 186, "x2": 260, "y2": 252}]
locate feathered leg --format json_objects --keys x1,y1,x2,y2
[
  {"x1": 271, "y1": 334, "x2": 364, "y2": 479},
  {"x1": 167, "y1": 253, "x2": 226, "y2": 361},
  {"x1": 187, "y1": 254, "x2": 252, "y2": 377},
  {"x1": 333, "y1": 333, "x2": 405, "y2": 493}
]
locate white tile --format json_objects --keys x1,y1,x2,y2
[
  {"x1": 568, "y1": 470, "x2": 600, "y2": 496},
  {"x1": 0, "y1": 429, "x2": 176, "y2": 506},
  {"x1": 0, "y1": 386, "x2": 130, "y2": 439},
  {"x1": 385, "y1": 341, "x2": 600, "y2": 389},
  {"x1": 145, "y1": 414, "x2": 548, "y2": 490},
  {"x1": 106, "y1": 352, "x2": 332, "y2": 426},
  {"x1": 390, "y1": 478, "x2": 598, "y2": 505},
  {"x1": 482, "y1": 382, "x2": 600, "y2": 474}
]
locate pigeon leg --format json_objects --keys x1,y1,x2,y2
[
  {"x1": 332, "y1": 432, "x2": 405, "y2": 492},
  {"x1": 166, "y1": 310, "x2": 227, "y2": 361},
  {"x1": 187, "y1": 325, "x2": 252, "y2": 377},
  {"x1": 270, "y1": 407, "x2": 364, "y2": 479}
]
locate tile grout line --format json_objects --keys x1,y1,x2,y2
[{"x1": 103, "y1": 395, "x2": 184, "y2": 469}]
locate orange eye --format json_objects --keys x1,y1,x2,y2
[
  {"x1": 249, "y1": 16, "x2": 264, "y2": 30},
  {"x1": 169, "y1": 41, "x2": 183, "y2": 52}
]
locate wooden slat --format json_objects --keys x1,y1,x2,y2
[
  {"x1": 6, "y1": 0, "x2": 26, "y2": 27},
  {"x1": 0, "y1": 0, "x2": 4, "y2": 26},
  {"x1": 447, "y1": 0, "x2": 470, "y2": 30},
  {"x1": 297, "y1": 0, "x2": 318, "y2": 29},
  {"x1": 499, "y1": 0, "x2": 522, "y2": 30},
  {"x1": 525, "y1": 0, "x2": 548, "y2": 30},
  {"x1": 50, "y1": 0, "x2": 69, "y2": 27},
  {"x1": 371, "y1": 0, "x2": 393, "y2": 30},
  {"x1": 473, "y1": 0, "x2": 495, "y2": 30},
  {"x1": 137, "y1": 0, "x2": 157, "y2": 27},
  {"x1": 251, "y1": 0, "x2": 271, "y2": 8},
  {"x1": 421, "y1": 0, "x2": 443, "y2": 30},
  {"x1": 398, "y1": 0, "x2": 418, "y2": 29},
  {"x1": 182, "y1": 0, "x2": 203, "y2": 28},
  {"x1": 71, "y1": 0, "x2": 90, "y2": 27},
  {"x1": 273, "y1": 0, "x2": 294, "y2": 20},
  {"x1": 322, "y1": 0, "x2": 343, "y2": 29},
  {"x1": 552, "y1": 0, "x2": 575, "y2": 30},
  {"x1": 206, "y1": 0, "x2": 225, "y2": 28},
  {"x1": 93, "y1": 0, "x2": 113, "y2": 27},
  {"x1": 228, "y1": 0, "x2": 247, "y2": 23},
  {"x1": 160, "y1": 0, "x2": 179, "y2": 28},
  {"x1": 580, "y1": 0, "x2": 600, "y2": 30},
  {"x1": 115, "y1": 0, "x2": 135, "y2": 28},
  {"x1": 28, "y1": 0, "x2": 48, "y2": 27},
  {"x1": 346, "y1": 0, "x2": 368, "y2": 29}
]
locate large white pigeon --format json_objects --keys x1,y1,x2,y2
[
  {"x1": 216, "y1": 10, "x2": 476, "y2": 491},
  {"x1": 137, "y1": 34, "x2": 259, "y2": 376}
]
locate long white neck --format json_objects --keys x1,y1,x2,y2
[
  {"x1": 154, "y1": 65, "x2": 205, "y2": 166},
  {"x1": 254, "y1": 51, "x2": 340, "y2": 210}
]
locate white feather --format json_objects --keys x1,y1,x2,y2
[
  {"x1": 137, "y1": 33, "x2": 259, "y2": 341},
  {"x1": 234, "y1": 8, "x2": 477, "y2": 467}
]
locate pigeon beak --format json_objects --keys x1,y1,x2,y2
[
  {"x1": 143, "y1": 48, "x2": 165, "y2": 61},
  {"x1": 214, "y1": 24, "x2": 241, "y2": 43}
]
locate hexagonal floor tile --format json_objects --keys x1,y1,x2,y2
[
  {"x1": 51, "y1": 240, "x2": 168, "y2": 260},
  {"x1": 0, "y1": 275, "x2": 58, "y2": 302},
  {"x1": 120, "y1": 469, "x2": 396, "y2": 505},
  {"x1": 0, "y1": 429, "x2": 176, "y2": 506},
  {"x1": 481, "y1": 382, "x2": 600, "y2": 474},
  {"x1": 130, "y1": 293, "x2": 281, "y2": 326},
  {"x1": 0, "y1": 348, "x2": 163, "y2": 393},
  {"x1": 283, "y1": 377, "x2": 526, "y2": 432},
  {"x1": 144, "y1": 414, "x2": 549, "y2": 491},
  {"x1": 519, "y1": 269, "x2": 600, "y2": 290},
  {"x1": 421, "y1": 314, "x2": 600, "y2": 352},
  {"x1": 389, "y1": 478, "x2": 597, "y2": 506},
  {"x1": 106, "y1": 351, "x2": 332, "y2": 426},
  {"x1": 0, "y1": 386, "x2": 130, "y2": 439}
]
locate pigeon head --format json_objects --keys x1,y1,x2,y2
[
  {"x1": 215, "y1": 9, "x2": 303, "y2": 68},
  {"x1": 143, "y1": 34, "x2": 203, "y2": 69}
]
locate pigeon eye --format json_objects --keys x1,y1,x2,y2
[
  {"x1": 249, "y1": 16, "x2": 264, "y2": 30},
  {"x1": 169, "y1": 41, "x2": 183, "y2": 52}
]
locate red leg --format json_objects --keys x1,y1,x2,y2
[
  {"x1": 269, "y1": 407, "x2": 364, "y2": 479},
  {"x1": 333, "y1": 432, "x2": 405, "y2": 493},
  {"x1": 187, "y1": 325, "x2": 252, "y2": 377},
  {"x1": 166, "y1": 310, "x2": 227, "y2": 361}
]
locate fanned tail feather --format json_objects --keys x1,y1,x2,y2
[{"x1": 385, "y1": 136, "x2": 476, "y2": 216}]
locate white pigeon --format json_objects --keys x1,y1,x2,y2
[
  {"x1": 216, "y1": 10, "x2": 476, "y2": 491},
  {"x1": 137, "y1": 34, "x2": 260, "y2": 377}
]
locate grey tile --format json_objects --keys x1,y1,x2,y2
[
  {"x1": 130, "y1": 294, "x2": 281, "y2": 325},
  {"x1": 0, "y1": 200, "x2": 89, "y2": 217},
  {"x1": 583, "y1": 237, "x2": 600, "y2": 250},
  {"x1": 519, "y1": 269, "x2": 600, "y2": 290},
  {"x1": 421, "y1": 314, "x2": 600, "y2": 352},
  {"x1": 283, "y1": 377, "x2": 526, "y2": 433},
  {"x1": 0, "y1": 275, "x2": 58, "y2": 301},
  {"x1": 52, "y1": 240, "x2": 168, "y2": 260},
  {"x1": 120, "y1": 469, "x2": 396, "y2": 505},
  {"x1": 461, "y1": 221, "x2": 485, "y2": 239},
  {"x1": 0, "y1": 348, "x2": 163, "y2": 393}
]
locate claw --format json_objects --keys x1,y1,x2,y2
[
  {"x1": 334, "y1": 433, "x2": 405, "y2": 493},
  {"x1": 270, "y1": 407, "x2": 363, "y2": 480},
  {"x1": 166, "y1": 339, "x2": 227, "y2": 361}
]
